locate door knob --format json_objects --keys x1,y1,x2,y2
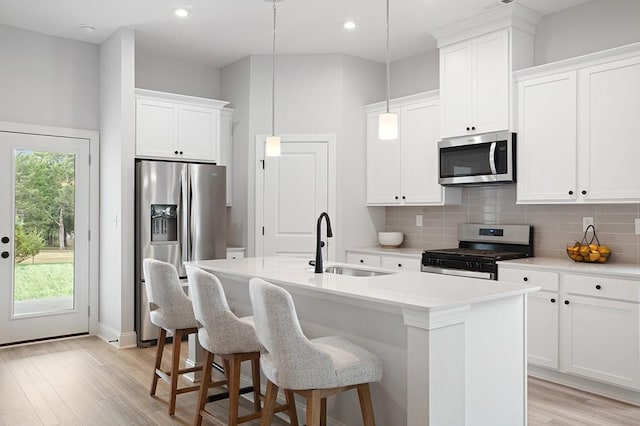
[
  {"x1": 1, "y1": 251, "x2": 9, "y2": 259},
  {"x1": 1, "y1": 236, "x2": 9, "y2": 244}
]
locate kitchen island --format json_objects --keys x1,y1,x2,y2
[{"x1": 186, "y1": 256, "x2": 539, "y2": 425}]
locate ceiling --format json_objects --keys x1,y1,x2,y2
[{"x1": 0, "y1": 0, "x2": 592, "y2": 68}]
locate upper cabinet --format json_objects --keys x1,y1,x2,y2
[
  {"x1": 365, "y1": 92, "x2": 461, "y2": 206},
  {"x1": 135, "y1": 89, "x2": 229, "y2": 162},
  {"x1": 440, "y1": 29, "x2": 510, "y2": 138},
  {"x1": 515, "y1": 43, "x2": 640, "y2": 204},
  {"x1": 434, "y1": 5, "x2": 539, "y2": 139}
]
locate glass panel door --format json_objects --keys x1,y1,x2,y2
[{"x1": 0, "y1": 132, "x2": 89, "y2": 345}]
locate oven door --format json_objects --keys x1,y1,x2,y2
[
  {"x1": 439, "y1": 132, "x2": 515, "y2": 185},
  {"x1": 421, "y1": 265, "x2": 496, "y2": 280}
]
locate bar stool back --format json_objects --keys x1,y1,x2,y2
[
  {"x1": 188, "y1": 267, "x2": 298, "y2": 426},
  {"x1": 143, "y1": 258, "x2": 201, "y2": 416},
  {"x1": 249, "y1": 278, "x2": 383, "y2": 426}
]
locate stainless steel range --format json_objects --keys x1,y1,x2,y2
[{"x1": 421, "y1": 224, "x2": 533, "y2": 280}]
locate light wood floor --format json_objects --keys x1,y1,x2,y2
[{"x1": 1, "y1": 336, "x2": 639, "y2": 425}]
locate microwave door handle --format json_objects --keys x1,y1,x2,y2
[{"x1": 489, "y1": 142, "x2": 497, "y2": 175}]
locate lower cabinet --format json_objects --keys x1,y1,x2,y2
[
  {"x1": 500, "y1": 265, "x2": 640, "y2": 391},
  {"x1": 345, "y1": 250, "x2": 421, "y2": 271}
]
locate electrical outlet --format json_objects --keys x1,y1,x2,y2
[
  {"x1": 416, "y1": 215, "x2": 423, "y2": 227},
  {"x1": 635, "y1": 218, "x2": 640, "y2": 235},
  {"x1": 583, "y1": 217, "x2": 594, "y2": 231}
]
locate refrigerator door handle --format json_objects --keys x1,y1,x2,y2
[
  {"x1": 180, "y1": 167, "x2": 190, "y2": 264},
  {"x1": 188, "y1": 170, "x2": 195, "y2": 261}
]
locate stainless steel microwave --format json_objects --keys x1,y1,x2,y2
[{"x1": 438, "y1": 131, "x2": 516, "y2": 186}]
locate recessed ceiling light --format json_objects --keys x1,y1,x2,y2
[
  {"x1": 175, "y1": 8, "x2": 190, "y2": 18},
  {"x1": 80, "y1": 24, "x2": 95, "y2": 33},
  {"x1": 344, "y1": 20, "x2": 356, "y2": 30}
]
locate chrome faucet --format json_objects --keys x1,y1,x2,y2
[{"x1": 315, "y1": 212, "x2": 333, "y2": 273}]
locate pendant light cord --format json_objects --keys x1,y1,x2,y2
[
  {"x1": 385, "y1": 0, "x2": 390, "y2": 114},
  {"x1": 271, "y1": 0, "x2": 277, "y2": 137}
]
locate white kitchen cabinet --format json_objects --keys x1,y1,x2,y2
[
  {"x1": 380, "y1": 255, "x2": 420, "y2": 272},
  {"x1": 135, "y1": 89, "x2": 228, "y2": 162},
  {"x1": 346, "y1": 252, "x2": 381, "y2": 267},
  {"x1": 226, "y1": 247, "x2": 245, "y2": 260},
  {"x1": 365, "y1": 92, "x2": 461, "y2": 206},
  {"x1": 500, "y1": 261, "x2": 640, "y2": 393},
  {"x1": 515, "y1": 44, "x2": 640, "y2": 204},
  {"x1": 440, "y1": 29, "x2": 510, "y2": 138},
  {"x1": 219, "y1": 108, "x2": 233, "y2": 206},
  {"x1": 499, "y1": 268, "x2": 559, "y2": 369}
]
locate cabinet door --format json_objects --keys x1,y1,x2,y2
[
  {"x1": 136, "y1": 98, "x2": 178, "y2": 158},
  {"x1": 346, "y1": 252, "x2": 381, "y2": 267},
  {"x1": 380, "y1": 255, "x2": 420, "y2": 271},
  {"x1": 219, "y1": 111, "x2": 233, "y2": 206},
  {"x1": 440, "y1": 42, "x2": 473, "y2": 138},
  {"x1": 579, "y1": 55, "x2": 640, "y2": 202},
  {"x1": 400, "y1": 101, "x2": 444, "y2": 204},
  {"x1": 527, "y1": 290, "x2": 559, "y2": 369},
  {"x1": 178, "y1": 104, "x2": 219, "y2": 161},
  {"x1": 516, "y1": 72, "x2": 578, "y2": 203},
  {"x1": 473, "y1": 30, "x2": 509, "y2": 134},
  {"x1": 366, "y1": 110, "x2": 401, "y2": 205},
  {"x1": 560, "y1": 294, "x2": 640, "y2": 389}
]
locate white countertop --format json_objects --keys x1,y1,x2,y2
[
  {"x1": 346, "y1": 247, "x2": 423, "y2": 258},
  {"x1": 499, "y1": 257, "x2": 640, "y2": 280},
  {"x1": 187, "y1": 256, "x2": 538, "y2": 312}
]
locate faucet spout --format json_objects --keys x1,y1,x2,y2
[{"x1": 315, "y1": 212, "x2": 332, "y2": 273}]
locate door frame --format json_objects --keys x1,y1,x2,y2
[
  {"x1": 0, "y1": 120, "x2": 100, "y2": 339},
  {"x1": 254, "y1": 134, "x2": 337, "y2": 259}
]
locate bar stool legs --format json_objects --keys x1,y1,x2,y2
[{"x1": 150, "y1": 327, "x2": 202, "y2": 416}]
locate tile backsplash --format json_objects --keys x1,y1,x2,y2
[{"x1": 385, "y1": 185, "x2": 640, "y2": 264}]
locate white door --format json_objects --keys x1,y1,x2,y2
[
  {"x1": 0, "y1": 132, "x2": 90, "y2": 345},
  {"x1": 258, "y1": 136, "x2": 334, "y2": 259}
]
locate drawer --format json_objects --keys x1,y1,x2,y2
[
  {"x1": 226, "y1": 248, "x2": 245, "y2": 259},
  {"x1": 381, "y1": 255, "x2": 420, "y2": 271},
  {"x1": 499, "y1": 267, "x2": 559, "y2": 291},
  {"x1": 563, "y1": 274, "x2": 640, "y2": 303},
  {"x1": 346, "y1": 252, "x2": 381, "y2": 267}
]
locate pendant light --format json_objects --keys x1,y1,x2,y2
[
  {"x1": 378, "y1": 0, "x2": 398, "y2": 140},
  {"x1": 265, "y1": 0, "x2": 282, "y2": 157}
]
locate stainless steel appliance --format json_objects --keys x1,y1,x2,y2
[
  {"x1": 421, "y1": 224, "x2": 533, "y2": 280},
  {"x1": 439, "y1": 131, "x2": 516, "y2": 186},
  {"x1": 135, "y1": 160, "x2": 226, "y2": 346}
]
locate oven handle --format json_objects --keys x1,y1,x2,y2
[
  {"x1": 421, "y1": 265, "x2": 495, "y2": 280},
  {"x1": 489, "y1": 142, "x2": 497, "y2": 175}
]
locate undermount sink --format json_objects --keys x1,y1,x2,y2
[{"x1": 323, "y1": 266, "x2": 393, "y2": 277}]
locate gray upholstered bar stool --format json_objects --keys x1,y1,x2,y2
[
  {"x1": 249, "y1": 278, "x2": 383, "y2": 426},
  {"x1": 143, "y1": 258, "x2": 202, "y2": 416},
  {"x1": 187, "y1": 267, "x2": 298, "y2": 426}
]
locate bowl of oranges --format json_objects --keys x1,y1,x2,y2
[{"x1": 566, "y1": 225, "x2": 611, "y2": 263}]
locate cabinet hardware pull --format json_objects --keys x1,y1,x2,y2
[
  {"x1": 398, "y1": 263, "x2": 402, "y2": 268},
  {"x1": 174, "y1": 150, "x2": 179, "y2": 155},
  {"x1": 564, "y1": 300, "x2": 570, "y2": 305},
  {"x1": 568, "y1": 190, "x2": 574, "y2": 195},
  {"x1": 595, "y1": 284, "x2": 601, "y2": 290},
  {"x1": 523, "y1": 277, "x2": 528, "y2": 282},
  {"x1": 360, "y1": 259, "x2": 364, "y2": 263},
  {"x1": 395, "y1": 196, "x2": 399, "y2": 200},
  {"x1": 581, "y1": 190, "x2": 587, "y2": 195},
  {"x1": 550, "y1": 298, "x2": 556, "y2": 303},
  {"x1": 466, "y1": 127, "x2": 470, "y2": 131},
  {"x1": 402, "y1": 196, "x2": 406, "y2": 200},
  {"x1": 471, "y1": 126, "x2": 476, "y2": 130}
]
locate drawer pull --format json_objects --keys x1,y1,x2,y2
[
  {"x1": 564, "y1": 300, "x2": 570, "y2": 305},
  {"x1": 595, "y1": 284, "x2": 602, "y2": 290},
  {"x1": 360, "y1": 259, "x2": 364, "y2": 263},
  {"x1": 550, "y1": 298, "x2": 556, "y2": 303},
  {"x1": 398, "y1": 263, "x2": 402, "y2": 268},
  {"x1": 523, "y1": 277, "x2": 528, "y2": 282}
]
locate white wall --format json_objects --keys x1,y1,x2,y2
[
  {"x1": 221, "y1": 53, "x2": 385, "y2": 258},
  {"x1": 135, "y1": 48, "x2": 222, "y2": 98},
  {"x1": 390, "y1": 49, "x2": 439, "y2": 99},
  {"x1": 535, "y1": 0, "x2": 640, "y2": 65},
  {"x1": 221, "y1": 57, "x2": 252, "y2": 247},
  {"x1": 0, "y1": 24, "x2": 99, "y2": 130},
  {"x1": 99, "y1": 28, "x2": 136, "y2": 346}
]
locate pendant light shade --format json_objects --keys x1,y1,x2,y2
[
  {"x1": 378, "y1": 0, "x2": 398, "y2": 140},
  {"x1": 265, "y1": 0, "x2": 282, "y2": 157}
]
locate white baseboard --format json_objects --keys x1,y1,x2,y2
[{"x1": 96, "y1": 322, "x2": 137, "y2": 349}]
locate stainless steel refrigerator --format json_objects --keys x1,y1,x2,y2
[{"x1": 135, "y1": 160, "x2": 226, "y2": 347}]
